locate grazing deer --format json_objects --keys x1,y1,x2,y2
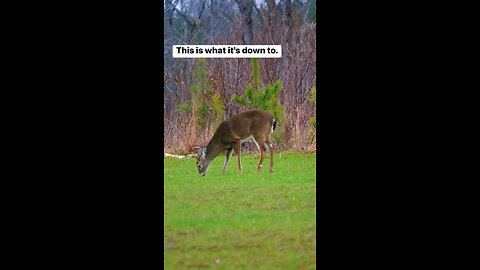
[{"x1": 196, "y1": 109, "x2": 276, "y2": 176}]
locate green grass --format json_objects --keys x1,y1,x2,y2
[{"x1": 164, "y1": 152, "x2": 316, "y2": 270}]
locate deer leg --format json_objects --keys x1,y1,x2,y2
[
  {"x1": 233, "y1": 139, "x2": 242, "y2": 174},
  {"x1": 222, "y1": 148, "x2": 233, "y2": 173},
  {"x1": 252, "y1": 137, "x2": 261, "y2": 157},
  {"x1": 266, "y1": 139, "x2": 275, "y2": 173},
  {"x1": 255, "y1": 137, "x2": 267, "y2": 173}
]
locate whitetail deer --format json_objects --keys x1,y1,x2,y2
[{"x1": 196, "y1": 109, "x2": 276, "y2": 176}]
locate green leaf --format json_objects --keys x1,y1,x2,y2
[
  {"x1": 190, "y1": 84, "x2": 199, "y2": 97},
  {"x1": 271, "y1": 80, "x2": 282, "y2": 96},
  {"x1": 245, "y1": 83, "x2": 254, "y2": 101},
  {"x1": 310, "y1": 86, "x2": 316, "y2": 105},
  {"x1": 310, "y1": 116, "x2": 316, "y2": 128},
  {"x1": 233, "y1": 95, "x2": 247, "y2": 107},
  {"x1": 177, "y1": 102, "x2": 192, "y2": 113},
  {"x1": 212, "y1": 93, "x2": 224, "y2": 118},
  {"x1": 252, "y1": 91, "x2": 263, "y2": 108}
]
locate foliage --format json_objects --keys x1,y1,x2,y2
[
  {"x1": 310, "y1": 117, "x2": 316, "y2": 128},
  {"x1": 232, "y1": 59, "x2": 285, "y2": 124},
  {"x1": 177, "y1": 102, "x2": 192, "y2": 113},
  {"x1": 310, "y1": 85, "x2": 316, "y2": 105},
  {"x1": 178, "y1": 59, "x2": 224, "y2": 130},
  {"x1": 164, "y1": 0, "x2": 317, "y2": 152}
]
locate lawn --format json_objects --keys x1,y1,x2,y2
[{"x1": 164, "y1": 152, "x2": 316, "y2": 269}]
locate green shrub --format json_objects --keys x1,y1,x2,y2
[
  {"x1": 232, "y1": 59, "x2": 285, "y2": 124},
  {"x1": 178, "y1": 59, "x2": 224, "y2": 131}
]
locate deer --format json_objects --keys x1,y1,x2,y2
[{"x1": 195, "y1": 109, "x2": 276, "y2": 176}]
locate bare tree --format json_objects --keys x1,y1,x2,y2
[
  {"x1": 163, "y1": 0, "x2": 317, "y2": 153},
  {"x1": 235, "y1": 0, "x2": 254, "y2": 44}
]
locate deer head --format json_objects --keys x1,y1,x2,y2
[{"x1": 195, "y1": 146, "x2": 211, "y2": 176}]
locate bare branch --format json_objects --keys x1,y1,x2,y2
[{"x1": 166, "y1": 0, "x2": 194, "y2": 28}]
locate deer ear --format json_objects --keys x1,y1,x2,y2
[{"x1": 200, "y1": 147, "x2": 207, "y2": 157}]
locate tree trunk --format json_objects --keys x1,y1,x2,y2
[{"x1": 236, "y1": 0, "x2": 254, "y2": 44}]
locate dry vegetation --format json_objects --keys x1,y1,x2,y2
[{"x1": 164, "y1": 0, "x2": 316, "y2": 154}]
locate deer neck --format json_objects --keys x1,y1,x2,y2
[{"x1": 205, "y1": 138, "x2": 224, "y2": 161}]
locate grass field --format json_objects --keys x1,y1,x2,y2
[{"x1": 164, "y1": 151, "x2": 316, "y2": 270}]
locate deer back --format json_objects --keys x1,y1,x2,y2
[{"x1": 225, "y1": 109, "x2": 275, "y2": 140}]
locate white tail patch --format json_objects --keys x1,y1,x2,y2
[{"x1": 271, "y1": 118, "x2": 275, "y2": 133}]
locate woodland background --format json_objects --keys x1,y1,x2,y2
[{"x1": 164, "y1": 0, "x2": 316, "y2": 153}]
